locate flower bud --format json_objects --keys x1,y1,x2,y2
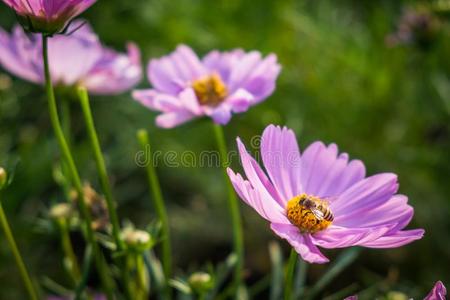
[
  {"x1": 121, "y1": 227, "x2": 154, "y2": 252},
  {"x1": 3, "y1": 0, "x2": 97, "y2": 35},
  {"x1": 50, "y1": 203, "x2": 73, "y2": 220},
  {"x1": 386, "y1": 291, "x2": 408, "y2": 300},
  {"x1": 188, "y1": 272, "x2": 214, "y2": 294},
  {"x1": 0, "y1": 167, "x2": 7, "y2": 190}
]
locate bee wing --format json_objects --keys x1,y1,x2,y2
[{"x1": 311, "y1": 208, "x2": 325, "y2": 221}]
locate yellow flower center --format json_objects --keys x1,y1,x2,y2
[
  {"x1": 192, "y1": 73, "x2": 228, "y2": 107},
  {"x1": 286, "y1": 193, "x2": 334, "y2": 233}
]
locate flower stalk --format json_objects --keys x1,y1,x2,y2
[
  {"x1": 42, "y1": 34, "x2": 114, "y2": 299},
  {"x1": 284, "y1": 249, "x2": 297, "y2": 300},
  {"x1": 57, "y1": 218, "x2": 81, "y2": 283},
  {"x1": 212, "y1": 123, "x2": 244, "y2": 293},
  {"x1": 77, "y1": 86, "x2": 123, "y2": 250},
  {"x1": 0, "y1": 200, "x2": 38, "y2": 300},
  {"x1": 136, "y1": 129, "x2": 172, "y2": 287}
]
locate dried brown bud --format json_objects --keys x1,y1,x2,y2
[{"x1": 71, "y1": 184, "x2": 110, "y2": 231}]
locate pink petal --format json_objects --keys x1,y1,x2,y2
[
  {"x1": 209, "y1": 105, "x2": 232, "y2": 125},
  {"x1": 314, "y1": 151, "x2": 366, "y2": 198},
  {"x1": 225, "y1": 88, "x2": 254, "y2": 113},
  {"x1": 132, "y1": 89, "x2": 158, "y2": 109},
  {"x1": 202, "y1": 49, "x2": 245, "y2": 82},
  {"x1": 325, "y1": 159, "x2": 366, "y2": 197},
  {"x1": 171, "y1": 44, "x2": 206, "y2": 80},
  {"x1": 133, "y1": 90, "x2": 182, "y2": 112},
  {"x1": 312, "y1": 225, "x2": 395, "y2": 248},
  {"x1": 47, "y1": 26, "x2": 103, "y2": 85},
  {"x1": 178, "y1": 88, "x2": 203, "y2": 115},
  {"x1": 240, "y1": 53, "x2": 281, "y2": 102},
  {"x1": 148, "y1": 57, "x2": 185, "y2": 94},
  {"x1": 330, "y1": 173, "x2": 398, "y2": 217},
  {"x1": 155, "y1": 110, "x2": 195, "y2": 128},
  {"x1": 260, "y1": 125, "x2": 301, "y2": 201},
  {"x1": 236, "y1": 137, "x2": 284, "y2": 205},
  {"x1": 299, "y1": 142, "x2": 365, "y2": 198},
  {"x1": 227, "y1": 169, "x2": 289, "y2": 224},
  {"x1": 271, "y1": 223, "x2": 329, "y2": 263},
  {"x1": 227, "y1": 51, "x2": 262, "y2": 93},
  {"x1": 334, "y1": 194, "x2": 413, "y2": 232},
  {"x1": 300, "y1": 142, "x2": 338, "y2": 196},
  {"x1": 83, "y1": 42, "x2": 142, "y2": 95},
  {"x1": 0, "y1": 25, "x2": 42, "y2": 83},
  {"x1": 425, "y1": 281, "x2": 447, "y2": 300},
  {"x1": 360, "y1": 229, "x2": 424, "y2": 248}
]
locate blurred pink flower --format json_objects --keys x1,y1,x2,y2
[
  {"x1": 228, "y1": 125, "x2": 424, "y2": 263},
  {"x1": 133, "y1": 45, "x2": 280, "y2": 128},
  {"x1": 425, "y1": 281, "x2": 447, "y2": 300},
  {"x1": 0, "y1": 21, "x2": 142, "y2": 95},
  {"x1": 2, "y1": 0, "x2": 96, "y2": 34}
]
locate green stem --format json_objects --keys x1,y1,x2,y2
[
  {"x1": 212, "y1": 123, "x2": 244, "y2": 294},
  {"x1": 293, "y1": 256, "x2": 308, "y2": 299},
  {"x1": 58, "y1": 218, "x2": 81, "y2": 283},
  {"x1": 42, "y1": 34, "x2": 114, "y2": 300},
  {"x1": 284, "y1": 249, "x2": 297, "y2": 300},
  {"x1": 77, "y1": 87, "x2": 133, "y2": 300},
  {"x1": 59, "y1": 98, "x2": 72, "y2": 198},
  {"x1": 77, "y1": 87, "x2": 123, "y2": 249},
  {"x1": 0, "y1": 201, "x2": 39, "y2": 300},
  {"x1": 135, "y1": 253, "x2": 148, "y2": 299},
  {"x1": 136, "y1": 130, "x2": 172, "y2": 282}
]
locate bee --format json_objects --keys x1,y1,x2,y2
[{"x1": 299, "y1": 195, "x2": 334, "y2": 222}]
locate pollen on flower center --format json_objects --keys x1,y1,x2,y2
[
  {"x1": 286, "y1": 194, "x2": 333, "y2": 233},
  {"x1": 192, "y1": 73, "x2": 228, "y2": 107}
]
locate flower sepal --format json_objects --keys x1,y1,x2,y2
[{"x1": 16, "y1": 14, "x2": 68, "y2": 36}]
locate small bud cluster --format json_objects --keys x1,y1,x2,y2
[
  {"x1": 121, "y1": 227, "x2": 154, "y2": 252},
  {"x1": 188, "y1": 272, "x2": 214, "y2": 294}
]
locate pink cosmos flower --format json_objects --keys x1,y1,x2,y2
[
  {"x1": 227, "y1": 125, "x2": 424, "y2": 263},
  {"x1": 132, "y1": 45, "x2": 280, "y2": 128},
  {"x1": 425, "y1": 281, "x2": 447, "y2": 300},
  {"x1": 2, "y1": 0, "x2": 96, "y2": 34},
  {"x1": 0, "y1": 21, "x2": 142, "y2": 95}
]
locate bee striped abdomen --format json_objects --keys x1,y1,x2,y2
[{"x1": 323, "y1": 209, "x2": 334, "y2": 221}]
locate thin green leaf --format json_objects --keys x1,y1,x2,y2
[
  {"x1": 237, "y1": 284, "x2": 250, "y2": 300},
  {"x1": 41, "y1": 277, "x2": 71, "y2": 296},
  {"x1": 248, "y1": 274, "x2": 271, "y2": 298},
  {"x1": 205, "y1": 253, "x2": 237, "y2": 300},
  {"x1": 169, "y1": 278, "x2": 192, "y2": 295},
  {"x1": 74, "y1": 245, "x2": 93, "y2": 300},
  {"x1": 293, "y1": 256, "x2": 308, "y2": 299},
  {"x1": 307, "y1": 247, "x2": 361, "y2": 299},
  {"x1": 144, "y1": 250, "x2": 166, "y2": 292},
  {"x1": 269, "y1": 242, "x2": 284, "y2": 300}
]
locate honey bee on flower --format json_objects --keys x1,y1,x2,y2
[{"x1": 227, "y1": 125, "x2": 424, "y2": 263}]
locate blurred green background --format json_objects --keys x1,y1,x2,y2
[{"x1": 0, "y1": 0, "x2": 449, "y2": 299}]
